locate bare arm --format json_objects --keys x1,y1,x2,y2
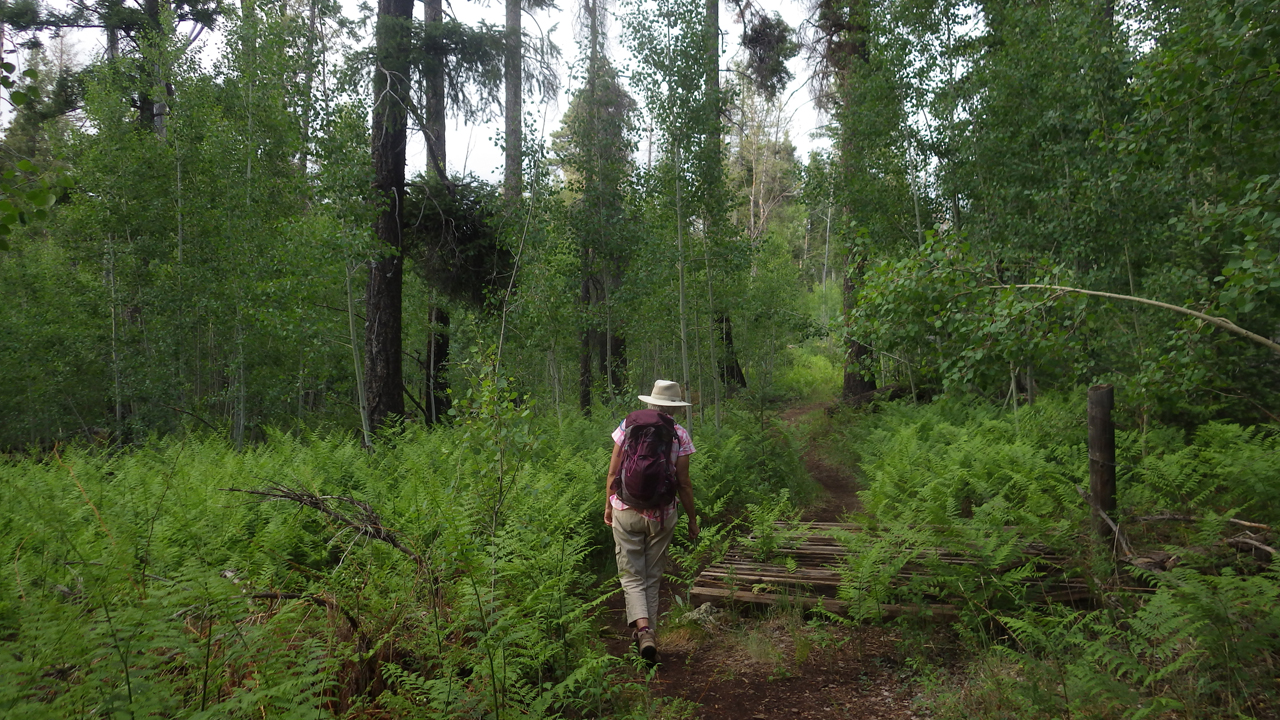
[
  {"x1": 676, "y1": 455, "x2": 699, "y2": 543},
  {"x1": 604, "y1": 441, "x2": 623, "y2": 525}
]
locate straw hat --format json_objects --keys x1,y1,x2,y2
[{"x1": 638, "y1": 379, "x2": 692, "y2": 407}]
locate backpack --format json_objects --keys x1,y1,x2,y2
[{"x1": 615, "y1": 409, "x2": 681, "y2": 510}]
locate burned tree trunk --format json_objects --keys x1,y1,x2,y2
[
  {"x1": 426, "y1": 307, "x2": 450, "y2": 423},
  {"x1": 717, "y1": 315, "x2": 747, "y2": 393},
  {"x1": 841, "y1": 256, "x2": 876, "y2": 401},
  {"x1": 365, "y1": 0, "x2": 414, "y2": 430},
  {"x1": 606, "y1": 333, "x2": 627, "y2": 399}
]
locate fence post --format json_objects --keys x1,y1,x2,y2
[{"x1": 1088, "y1": 384, "x2": 1116, "y2": 538}]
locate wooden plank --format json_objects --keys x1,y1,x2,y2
[
  {"x1": 697, "y1": 572, "x2": 842, "y2": 588},
  {"x1": 688, "y1": 585, "x2": 960, "y2": 620},
  {"x1": 710, "y1": 563, "x2": 842, "y2": 579},
  {"x1": 712, "y1": 521, "x2": 1105, "y2": 613}
]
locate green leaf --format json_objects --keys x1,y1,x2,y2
[
  {"x1": 16, "y1": 160, "x2": 37, "y2": 173},
  {"x1": 10, "y1": 90, "x2": 28, "y2": 106}
]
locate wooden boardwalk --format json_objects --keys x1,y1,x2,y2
[{"x1": 689, "y1": 522, "x2": 1094, "y2": 620}]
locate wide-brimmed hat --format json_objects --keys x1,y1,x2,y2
[{"x1": 638, "y1": 379, "x2": 692, "y2": 407}]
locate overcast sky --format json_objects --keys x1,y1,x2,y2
[
  {"x1": 27, "y1": 0, "x2": 830, "y2": 181},
  {"x1": 433, "y1": 0, "x2": 830, "y2": 182}
]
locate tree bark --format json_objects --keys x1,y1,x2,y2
[
  {"x1": 607, "y1": 333, "x2": 626, "y2": 398},
  {"x1": 579, "y1": 331, "x2": 594, "y2": 413},
  {"x1": 426, "y1": 307, "x2": 450, "y2": 424},
  {"x1": 503, "y1": 0, "x2": 522, "y2": 200},
  {"x1": 835, "y1": 0, "x2": 877, "y2": 404},
  {"x1": 139, "y1": 0, "x2": 163, "y2": 132},
  {"x1": 705, "y1": 0, "x2": 717, "y2": 95},
  {"x1": 716, "y1": 315, "x2": 747, "y2": 393},
  {"x1": 1088, "y1": 384, "x2": 1117, "y2": 540},
  {"x1": 366, "y1": 0, "x2": 414, "y2": 431},
  {"x1": 841, "y1": 255, "x2": 876, "y2": 401},
  {"x1": 423, "y1": 0, "x2": 446, "y2": 181}
]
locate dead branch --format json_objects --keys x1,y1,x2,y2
[
  {"x1": 996, "y1": 284, "x2": 1280, "y2": 356},
  {"x1": 223, "y1": 484, "x2": 424, "y2": 570},
  {"x1": 1139, "y1": 513, "x2": 1273, "y2": 531},
  {"x1": 251, "y1": 592, "x2": 361, "y2": 633},
  {"x1": 1225, "y1": 535, "x2": 1278, "y2": 557},
  {"x1": 1076, "y1": 486, "x2": 1135, "y2": 557}
]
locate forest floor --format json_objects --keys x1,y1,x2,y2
[{"x1": 601, "y1": 403, "x2": 935, "y2": 719}]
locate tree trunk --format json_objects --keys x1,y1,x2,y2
[
  {"x1": 424, "y1": 0, "x2": 446, "y2": 181},
  {"x1": 139, "y1": 0, "x2": 163, "y2": 132},
  {"x1": 426, "y1": 307, "x2": 450, "y2": 423},
  {"x1": 716, "y1": 315, "x2": 747, "y2": 393},
  {"x1": 841, "y1": 254, "x2": 876, "y2": 401},
  {"x1": 676, "y1": 145, "x2": 691, "y2": 427},
  {"x1": 579, "y1": 331, "x2": 594, "y2": 414},
  {"x1": 298, "y1": 0, "x2": 319, "y2": 172},
  {"x1": 832, "y1": 0, "x2": 877, "y2": 404},
  {"x1": 607, "y1": 333, "x2": 626, "y2": 398},
  {"x1": 704, "y1": 0, "x2": 717, "y2": 95},
  {"x1": 503, "y1": 0, "x2": 522, "y2": 200},
  {"x1": 365, "y1": 0, "x2": 414, "y2": 431}
]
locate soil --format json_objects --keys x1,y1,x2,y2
[{"x1": 599, "y1": 401, "x2": 930, "y2": 718}]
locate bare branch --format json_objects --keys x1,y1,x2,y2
[
  {"x1": 997, "y1": 284, "x2": 1280, "y2": 356},
  {"x1": 222, "y1": 485, "x2": 424, "y2": 570},
  {"x1": 1226, "y1": 536, "x2": 1277, "y2": 556},
  {"x1": 1139, "y1": 513, "x2": 1273, "y2": 531}
]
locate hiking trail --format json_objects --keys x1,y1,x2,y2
[{"x1": 602, "y1": 403, "x2": 930, "y2": 719}]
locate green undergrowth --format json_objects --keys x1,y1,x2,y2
[
  {"x1": 0, "y1": 373, "x2": 808, "y2": 718},
  {"x1": 825, "y1": 394, "x2": 1280, "y2": 719}
]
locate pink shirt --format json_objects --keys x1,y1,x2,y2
[{"x1": 610, "y1": 419, "x2": 695, "y2": 521}]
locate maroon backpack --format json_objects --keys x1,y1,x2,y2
[{"x1": 616, "y1": 409, "x2": 681, "y2": 510}]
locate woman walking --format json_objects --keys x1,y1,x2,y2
[{"x1": 604, "y1": 379, "x2": 700, "y2": 662}]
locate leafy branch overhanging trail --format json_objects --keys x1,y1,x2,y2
[{"x1": 1000, "y1": 284, "x2": 1280, "y2": 357}]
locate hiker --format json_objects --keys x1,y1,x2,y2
[{"x1": 604, "y1": 379, "x2": 700, "y2": 662}]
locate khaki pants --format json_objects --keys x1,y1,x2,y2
[{"x1": 612, "y1": 506, "x2": 678, "y2": 627}]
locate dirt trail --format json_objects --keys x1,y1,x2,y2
[{"x1": 601, "y1": 403, "x2": 926, "y2": 719}]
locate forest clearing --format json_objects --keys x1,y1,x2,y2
[{"x1": 2, "y1": 0, "x2": 1279, "y2": 717}]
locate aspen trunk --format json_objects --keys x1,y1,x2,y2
[
  {"x1": 424, "y1": 0, "x2": 446, "y2": 180},
  {"x1": 676, "y1": 145, "x2": 691, "y2": 427},
  {"x1": 841, "y1": 252, "x2": 876, "y2": 401},
  {"x1": 346, "y1": 262, "x2": 372, "y2": 446},
  {"x1": 426, "y1": 307, "x2": 450, "y2": 424},
  {"x1": 503, "y1": 0, "x2": 521, "y2": 200}
]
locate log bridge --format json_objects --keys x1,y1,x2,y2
[{"x1": 689, "y1": 522, "x2": 1095, "y2": 621}]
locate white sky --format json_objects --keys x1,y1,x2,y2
[
  {"x1": 433, "y1": 0, "x2": 830, "y2": 182},
  {"x1": 18, "y1": 0, "x2": 830, "y2": 181}
]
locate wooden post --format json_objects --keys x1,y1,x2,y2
[{"x1": 1088, "y1": 384, "x2": 1116, "y2": 538}]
